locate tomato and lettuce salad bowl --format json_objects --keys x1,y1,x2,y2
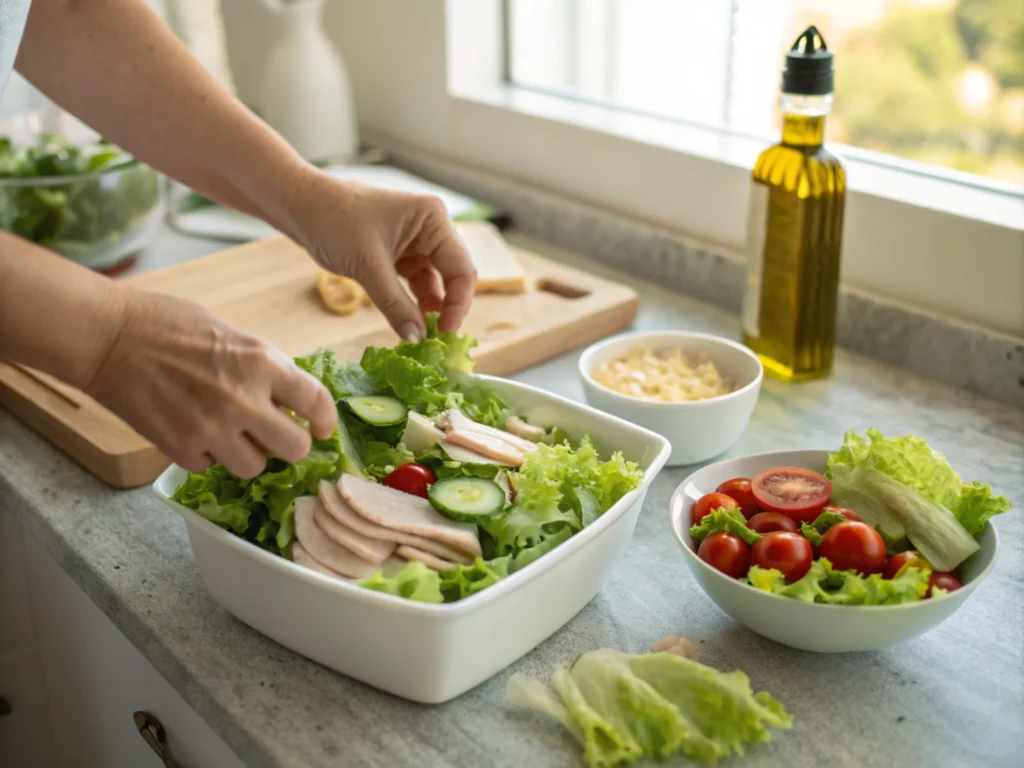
[
  {"x1": 153, "y1": 317, "x2": 670, "y2": 703},
  {"x1": 669, "y1": 442, "x2": 1009, "y2": 653}
]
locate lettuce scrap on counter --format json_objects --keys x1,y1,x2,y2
[
  {"x1": 506, "y1": 648, "x2": 792, "y2": 767},
  {"x1": 173, "y1": 313, "x2": 645, "y2": 602}
]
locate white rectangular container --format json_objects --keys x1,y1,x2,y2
[{"x1": 153, "y1": 376, "x2": 670, "y2": 703}]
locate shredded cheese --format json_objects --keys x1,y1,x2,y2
[{"x1": 591, "y1": 347, "x2": 734, "y2": 402}]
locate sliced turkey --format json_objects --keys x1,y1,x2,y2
[
  {"x1": 439, "y1": 409, "x2": 539, "y2": 454},
  {"x1": 293, "y1": 496, "x2": 379, "y2": 579},
  {"x1": 338, "y1": 474, "x2": 483, "y2": 558},
  {"x1": 442, "y1": 430, "x2": 525, "y2": 467},
  {"x1": 505, "y1": 415, "x2": 547, "y2": 443},
  {"x1": 437, "y1": 439, "x2": 510, "y2": 466},
  {"x1": 313, "y1": 503, "x2": 396, "y2": 564},
  {"x1": 318, "y1": 480, "x2": 472, "y2": 564},
  {"x1": 396, "y1": 545, "x2": 459, "y2": 572},
  {"x1": 292, "y1": 541, "x2": 350, "y2": 581},
  {"x1": 494, "y1": 470, "x2": 515, "y2": 506}
]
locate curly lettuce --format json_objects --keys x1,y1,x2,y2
[
  {"x1": 826, "y1": 428, "x2": 1010, "y2": 537},
  {"x1": 746, "y1": 558, "x2": 931, "y2": 605},
  {"x1": 506, "y1": 648, "x2": 791, "y2": 767},
  {"x1": 797, "y1": 508, "x2": 849, "y2": 547},
  {"x1": 172, "y1": 440, "x2": 341, "y2": 557},
  {"x1": 690, "y1": 508, "x2": 762, "y2": 546},
  {"x1": 358, "y1": 313, "x2": 507, "y2": 426},
  {"x1": 513, "y1": 436, "x2": 643, "y2": 514},
  {"x1": 825, "y1": 429, "x2": 1009, "y2": 571}
]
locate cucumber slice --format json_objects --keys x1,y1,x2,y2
[
  {"x1": 428, "y1": 477, "x2": 507, "y2": 524},
  {"x1": 335, "y1": 416, "x2": 366, "y2": 478},
  {"x1": 344, "y1": 395, "x2": 408, "y2": 427}
]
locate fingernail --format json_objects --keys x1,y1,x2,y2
[{"x1": 400, "y1": 322, "x2": 421, "y2": 342}]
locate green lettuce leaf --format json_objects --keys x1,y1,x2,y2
[
  {"x1": 829, "y1": 464, "x2": 980, "y2": 572},
  {"x1": 513, "y1": 436, "x2": 643, "y2": 514},
  {"x1": 826, "y1": 428, "x2": 1011, "y2": 538},
  {"x1": 359, "y1": 440, "x2": 415, "y2": 480},
  {"x1": 798, "y1": 509, "x2": 847, "y2": 547},
  {"x1": 294, "y1": 349, "x2": 376, "y2": 402},
  {"x1": 358, "y1": 312, "x2": 489, "y2": 415},
  {"x1": 438, "y1": 557, "x2": 510, "y2": 602},
  {"x1": 690, "y1": 508, "x2": 762, "y2": 546},
  {"x1": 424, "y1": 312, "x2": 475, "y2": 372},
  {"x1": 446, "y1": 375, "x2": 508, "y2": 428},
  {"x1": 359, "y1": 561, "x2": 444, "y2": 603},
  {"x1": 746, "y1": 558, "x2": 931, "y2": 605},
  {"x1": 359, "y1": 556, "x2": 514, "y2": 604},
  {"x1": 506, "y1": 648, "x2": 791, "y2": 767},
  {"x1": 483, "y1": 501, "x2": 582, "y2": 557},
  {"x1": 172, "y1": 444, "x2": 341, "y2": 557},
  {"x1": 507, "y1": 525, "x2": 575, "y2": 572}
]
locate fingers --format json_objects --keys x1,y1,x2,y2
[
  {"x1": 397, "y1": 255, "x2": 444, "y2": 314},
  {"x1": 246, "y1": 410, "x2": 313, "y2": 464},
  {"x1": 413, "y1": 204, "x2": 476, "y2": 331},
  {"x1": 355, "y1": 254, "x2": 425, "y2": 341},
  {"x1": 270, "y1": 362, "x2": 337, "y2": 440},
  {"x1": 431, "y1": 235, "x2": 476, "y2": 331},
  {"x1": 210, "y1": 434, "x2": 268, "y2": 480}
]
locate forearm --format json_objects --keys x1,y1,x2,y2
[
  {"x1": 0, "y1": 233, "x2": 128, "y2": 390},
  {"x1": 15, "y1": 0, "x2": 308, "y2": 234}
]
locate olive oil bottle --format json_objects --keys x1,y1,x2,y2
[{"x1": 742, "y1": 27, "x2": 845, "y2": 381}]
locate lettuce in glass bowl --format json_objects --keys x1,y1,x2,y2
[{"x1": 0, "y1": 133, "x2": 164, "y2": 273}]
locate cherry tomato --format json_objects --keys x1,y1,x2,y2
[
  {"x1": 927, "y1": 572, "x2": 963, "y2": 598},
  {"x1": 697, "y1": 532, "x2": 750, "y2": 579},
  {"x1": 381, "y1": 462, "x2": 436, "y2": 498},
  {"x1": 882, "y1": 550, "x2": 929, "y2": 580},
  {"x1": 822, "y1": 505, "x2": 862, "y2": 523},
  {"x1": 751, "y1": 532, "x2": 814, "y2": 582},
  {"x1": 818, "y1": 521, "x2": 887, "y2": 575},
  {"x1": 715, "y1": 478, "x2": 758, "y2": 518},
  {"x1": 751, "y1": 467, "x2": 833, "y2": 523},
  {"x1": 691, "y1": 492, "x2": 739, "y2": 526},
  {"x1": 747, "y1": 511, "x2": 799, "y2": 535}
]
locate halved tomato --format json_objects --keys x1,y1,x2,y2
[{"x1": 751, "y1": 467, "x2": 832, "y2": 523}]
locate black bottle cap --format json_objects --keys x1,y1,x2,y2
[{"x1": 782, "y1": 26, "x2": 834, "y2": 96}]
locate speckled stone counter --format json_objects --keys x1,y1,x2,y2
[{"x1": 1, "y1": 235, "x2": 1022, "y2": 768}]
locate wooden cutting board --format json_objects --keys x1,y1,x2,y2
[{"x1": 0, "y1": 237, "x2": 637, "y2": 488}]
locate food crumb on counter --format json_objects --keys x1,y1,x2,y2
[{"x1": 650, "y1": 634, "x2": 700, "y2": 661}]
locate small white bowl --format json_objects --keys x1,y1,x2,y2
[
  {"x1": 669, "y1": 449, "x2": 999, "y2": 653},
  {"x1": 578, "y1": 331, "x2": 763, "y2": 467},
  {"x1": 154, "y1": 375, "x2": 670, "y2": 703}
]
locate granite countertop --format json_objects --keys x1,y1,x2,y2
[{"x1": 1, "y1": 231, "x2": 1022, "y2": 768}]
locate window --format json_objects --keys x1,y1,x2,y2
[
  {"x1": 508, "y1": 0, "x2": 1024, "y2": 187},
  {"x1": 318, "y1": 0, "x2": 1023, "y2": 335}
]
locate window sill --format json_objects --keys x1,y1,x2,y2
[{"x1": 451, "y1": 83, "x2": 1024, "y2": 235}]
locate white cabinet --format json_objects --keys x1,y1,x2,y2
[
  {"x1": 1, "y1": 509, "x2": 246, "y2": 768},
  {"x1": 0, "y1": 508, "x2": 56, "y2": 768}
]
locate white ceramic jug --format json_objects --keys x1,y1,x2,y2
[{"x1": 259, "y1": 0, "x2": 359, "y2": 164}]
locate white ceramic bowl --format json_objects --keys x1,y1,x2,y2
[
  {"x1": 154, "y1": 375, "x2": 670, "y2": 703},
  {"x1": 669, "y1": 449, "x2": 999, "y2": 652},
  {"x1": 578, "y1": 331, "x2": 763, "y2": 467}
]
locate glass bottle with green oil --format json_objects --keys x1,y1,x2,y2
[{"x1": 742, "y1": 26, "x2": 846, "y2": 382}]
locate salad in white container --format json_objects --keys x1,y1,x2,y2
[
  {"x1": 171, "y1": 314, "x2": 649, "y2": 604},
  {"x1": 157, "y1": 315, "x2": 670, "y2": 702}
]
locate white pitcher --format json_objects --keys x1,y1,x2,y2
[{"x1": 259, "y1": 0, "x2": 359, "y2": 164}]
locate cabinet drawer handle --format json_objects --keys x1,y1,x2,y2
[{"x1": 134, "y1": 711, "x2": 185, "y2": 768}]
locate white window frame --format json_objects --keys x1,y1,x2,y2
[{"x1": 330, "y1": 0, "x2": 1024, "y2": 335}]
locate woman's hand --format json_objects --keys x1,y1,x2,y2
[
  {"x1": 281, "y1": 169, "x2": 477, "y2": 341},
  {"x1": 86, "y1": 290, "x2": 338, "y2": 479}
]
